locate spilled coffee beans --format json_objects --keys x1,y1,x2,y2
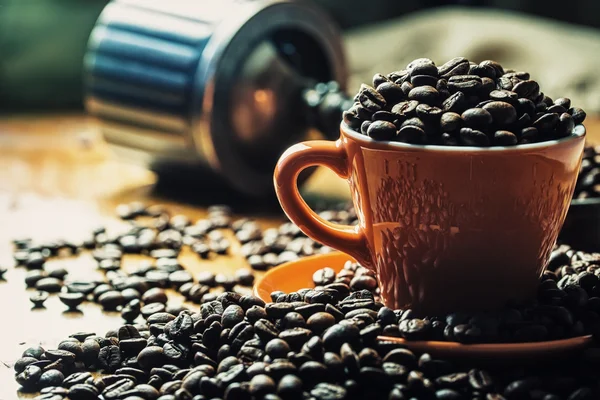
[{"x1": 9, "y1": 201, "x2": 600, "y2": 399}]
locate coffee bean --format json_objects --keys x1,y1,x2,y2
[
  {"x1": 461, "y1": 108, "x2": 493, "y2": 129},
  {"x1": 58, "y1": 292, "x2": 86, "y2": 310},
  {"x1": 489, "y1": 89, "x2": 518, "y2": 105},
  {"x1": 503, "y1": 378, "x2": 542, "y2": 399},
  {"x1": 442, "y1": 92, "x2": 468, "y2": 114},
  {"x1": 482, "y1": 101, "x2": 517, "y2": 125},
  {"x1": 440, "y1": 112, "x2": 463, "y2": 132},
  {"x1": 35, "y1": 277, "x2": 62, "y2": 293},
  {"x1": 30, "y1": 291, "x2": 49, "y2": 308},
  {"x1": 97, "y1": 345, "x2": 121, "y2": 373},
  {"x1": 99, "y1": 291, "x2": 126, "y2": 311},
  {"x1": 279, "y1": 327, "x2": 313, "y2": 350},
  {"x1": 311, "y1": 383, "x2": 347, "y2": 400},
  {"x1": 277, "y1": 374, "x2": 303, "y2": 399},
  {"x1": 313, "y1": 268, "x2": 336, "y2": 286},
  {"x1": 512, "y1": 80, "x2": 540, "y2": 100},
  {"x1": 556, "y1": 113, "x2": 575, "y2": 138},
  {"x1": 520, "y1": 126, "x2": 539, "y2": 143},
  {"x1": 470, "y1": 63, "x2": 497, "y2": 79},
  {"x1": 397, "y1": 125, "x2": 426, "y2": 144},
  {"x1": 234, "y1": 269, "x2": 254, "y2": 287},
  {"x1": 38, "y1": 369, "x2": 65, "y2": 388},
  {"x1": 438, "y1": 57, "x2": 470, "y2": 79},
  {"x1": 307, "y1": 312, "x2": 336, "y2": 335},
  {"x1": 14, "y1": 357, "x2": 38, "y2": 374},
  {"x1": 358, "y1": 84, "x2": 386, "y2": 113},
  {"x1": 376, "y1": 82, "x2": 405, "y2": 104},
  {"x1": 25, "y1": 251, "x2": 46, "y2": 270},
  {"x1": 391, "y1": 100, "x2": 419, "y2": 118},
  {"x1": 435, "y1": 388, "x2": 463, "y2": 399},
  {"x1": 323, "y1": 323, "x2": 360, "y2": 352},
  {"x1": 416, "y1": 104, "x2": 443, "y2": 123},
  {"x1": 459, "y1": 128, "x2": 489, "y2": 146},
  {"x1": 367, "y1": 120, "x2": 397, "y2": 140},
  {"x1": 360, "y1": 120, "x2": 372, "y2": 135},
  {"x1": 222, "y1": 305, "x2": 245, "y2": 329},
  {"x1": 266, "y1": 303, "x2": 294, "y2": 319},
  {"x1": 102, "y1": 377, "x2": 136, "y2": 400},
  {"x1": 408, "y1": 86, "x2": 440, "y2": 104},
  {"x1": 448, "y1": 75, "x2": 482, "y2": 94},
  {"x1": 68, "y1": 383, "x2": 99, "y2": 400},
  {"x1": 494, "y1": 130, "x2": 518, "y2": 146},
  {"x1": 16, "y1": 364, "x2": 42, "y2": 390},
  {"x1": 533, "y1": 113, "x2": 559, "y2": 134},
  {"x1": 137, "y1": 346, "x2": 164, "y2": 370},
  {"x1": 569, "y1": 107, "x2": 587, "y2": 125}
]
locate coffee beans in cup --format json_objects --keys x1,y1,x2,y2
[{"x1": 343, "y1": 57, "x2": 586, "y2": 146}]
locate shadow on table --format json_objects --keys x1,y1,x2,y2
[{"x1": 149, "y1": 167, "x2": 349, "y2": 216}]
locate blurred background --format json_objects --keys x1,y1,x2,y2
[{"x1": 2, "y1": 0, "x2": 600, "y2": 113}]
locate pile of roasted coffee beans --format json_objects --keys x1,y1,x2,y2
[
  {"x1": 12, "y1": 247, "x2": 600, "y2": 400},
  {"x1": 14, "y1": 202, "x2": 352, "y2": 316},
  {"x1": 343, "y1": 57, "x2": 587, "y2": 146},
  {"x1": 574, "y1": 144, "x2": 600, "y2": 200},
  {"x1": 8, "y1": 202, "x2": 600, "y2": 399},
  {"x1": 303, "y1": 244, "x2": 600, "y2": 345}
]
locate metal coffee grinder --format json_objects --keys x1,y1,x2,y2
[{"x1": 84, "y1": 0, "x2": 351, "y2": 198}]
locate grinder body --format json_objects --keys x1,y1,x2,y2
[{"x1": 84, "y1": 0, "x2": 348, "y2": 197}]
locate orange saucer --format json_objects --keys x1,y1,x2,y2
[{"x1": 253, "y1": 252, "x2": 593, "y2": 359}]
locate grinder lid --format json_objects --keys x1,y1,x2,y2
[{"x1": 192, "y1": 0, "x2": 347, "y2": 196}]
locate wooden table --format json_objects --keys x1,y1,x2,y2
[
  {"x1": 0, "y1": 114, "x2": 352, "y2": 399},
  {"x1": 0, "y1": 114, "x2": 597, "y2": 399}
]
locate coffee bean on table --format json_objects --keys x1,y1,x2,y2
[
  {"x1": 16, "y1": 365, "x2": 42, "y2": 391},
  {"x1": 234, "y1": 269, "x2": 254, "y2": 286},
  {"x1": 29, "y1": 291, "x2": 49, "y2": 308},
  {"x1": 38, "y1": 369, "x2": 65, "y2": 388},
  {"x1": 58, "y1": 292, "x2": 86, "y2": 310},
  {"x1": 307, "y1": 312, "x2": 336, "y2": 335},
  {"x1": 141, "y1": 302, "x2": 166, "y2": 318},
  {"x1": 313, "y1": 268, "x2": 336, "y2": 286},
  {"x1": 35, "y1": 277, "x2": 62, "y2": 293},
  {"x1": 98, "y1": 291, "x2": 125, "y2": 311},
  {"x1": 68, "y1": 383, "x2": 99, "y2": 400}
]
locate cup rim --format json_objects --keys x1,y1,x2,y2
[{"x1": 340, "y1": 123, "x2": 586, "y2": 152}]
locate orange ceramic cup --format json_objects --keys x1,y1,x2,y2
[{"x1": 274, "y1": 123, "x2": 586, "y2": 314}]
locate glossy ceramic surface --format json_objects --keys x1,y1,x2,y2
[
  {"x1": 274, "y1": 124, "x2": 586, "y2": 314},
  {"x1": 253, "y1": 252, "x2": 592, "y2": 359}
]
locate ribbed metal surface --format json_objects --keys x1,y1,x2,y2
[
  {"x1": 84, "y1": 0, "x2": 347, "y2": 196},
  {"x1": 85, "y1": 0, "x2": 216, "y2": 158}
]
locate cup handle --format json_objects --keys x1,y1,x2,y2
[{"x1": 274, "y1": 140, "x2": 371, "y2": 268}]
